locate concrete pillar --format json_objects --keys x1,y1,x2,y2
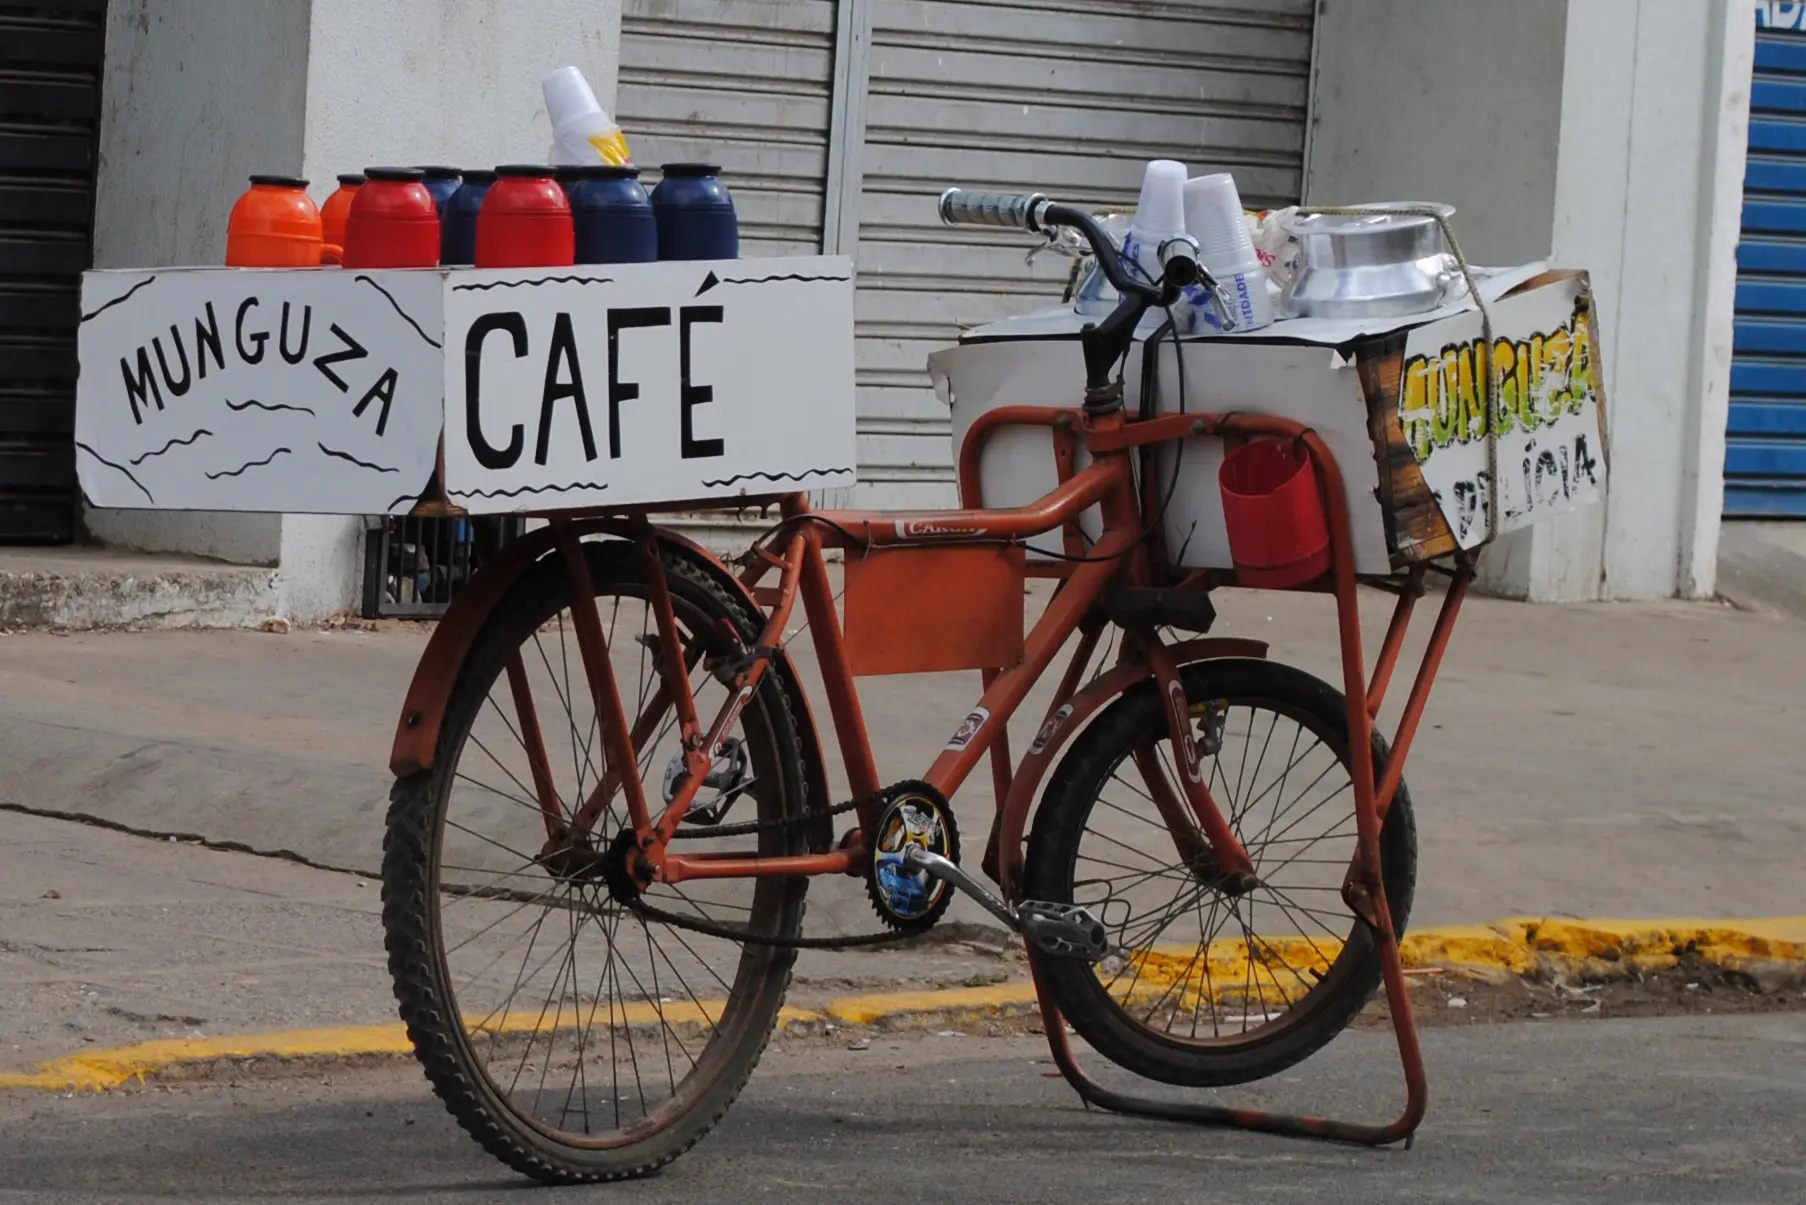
[
  {"x1": 1529, "y1": 0, "x2": 1753, "y2": 601},
  {"x1": 87, "y1": 0, "x2": 307, "y2": 570},
  {"x1": 1306, "y1": 0, "x2": 1754, "y2": 600},
  {"x1": 1305, "y1": 0, "x2": 1570, "y2": 266},
  {"x1": 87, "y1": 0, "x2": 623, "y2": 620}
]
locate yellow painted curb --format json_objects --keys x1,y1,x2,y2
[
  {"x1": 824, "y1": 983, "x2": 1038, "y2": 1026},
  {"x1": 3, "y1": 916, "x2": 1802, "y2": 1093}
]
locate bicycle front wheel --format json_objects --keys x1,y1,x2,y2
[
  {"x1": 383, "y1": 539, "x2": 807, "y2": 1183},
  {"x1": 1025, "y1": 657, "x2": 1416, "y2": 1088}
]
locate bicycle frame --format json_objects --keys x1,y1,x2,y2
[
  {"x1": 388, "y1": 390, "x2": 1472, "y2": 1150},
  {"x1": 380, "y1": 180, "x2": 1490, "y2": 1154},
  {"x1": 558, "y1": 402, "x2": 1229, "y2": 888}
]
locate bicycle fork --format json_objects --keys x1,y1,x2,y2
[{"x1": 1139, "y1": 633, "x2": 1259, "y2": 890}]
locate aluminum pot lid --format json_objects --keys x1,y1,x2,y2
[{"x1": 1282, "y1": 202, "x2": 1455, "y2": 236}]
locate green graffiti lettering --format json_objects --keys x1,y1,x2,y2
[
  {"x1": 1492, "y1": 338, "x2": 1518, "y2": 436},
  {"x1": 1402, "y1": 356, "x2": 1436, "y2": 461}
]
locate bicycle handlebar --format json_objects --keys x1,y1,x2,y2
[
  {"x1": 939, "y1": 187, "x2": 1161, "y2": 304},
  {"x1": 936, "y1": 189, "x2": 1048, "y2": 231}
]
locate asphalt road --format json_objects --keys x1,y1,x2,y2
[{"x1": 2, "y1": 1013, "x2": 1801, "y2": 1204}]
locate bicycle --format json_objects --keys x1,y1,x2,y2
[{"x1": 378, "y1": 188, "x2": 1472, "y2": 1183}]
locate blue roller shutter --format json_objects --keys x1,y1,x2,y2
[{"x1": 1731, "y1": 10, "x2": 1806, "y2": 516}]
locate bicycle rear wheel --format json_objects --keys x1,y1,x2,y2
[
  {"x1": 1025, "y1": 657, "x2": 1415, "y2": 1088},
  {"x1": 383, "y1": 539, "x2": 806, "y2": 1183}
]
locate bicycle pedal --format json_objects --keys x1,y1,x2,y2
[{"x1": 1017, "y1": 901, "x2": 1110, "y2": 962}]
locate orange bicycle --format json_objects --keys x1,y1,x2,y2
[{"x1": 378, "y1": 189, "x2": 1471, "y2": 1183}]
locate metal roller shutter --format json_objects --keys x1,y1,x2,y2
[
  {"x1": 849, "y1": 0, "x2": 1316, "y2": 508},
  {"x1": 0, "y1": 0, "x2": 103, "y2": 543},
  {"x1": 614, "y1": 0, "x2": 838, "y2": 256},
  {"x1": 1730, "y1": 11, "x2": 1806, "y2": 517}
]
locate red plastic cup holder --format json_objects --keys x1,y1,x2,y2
[{"x1": 1218, "y1": 437, "x2": 1332, "y2": 589}]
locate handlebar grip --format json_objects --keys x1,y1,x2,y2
[{"x1": 938, "y1": 189, "x2": 1047, "y2": 231}]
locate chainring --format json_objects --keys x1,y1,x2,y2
[{"x1": 864, "y1": 780, "x2": 961, "y2": 937}]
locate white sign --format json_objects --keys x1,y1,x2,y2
[
  {"x1": 441, "y1": 258, "x2": 856, "y2": 512},
  {"x1": 75, "y1": 268, "x2": 444, "y2": 513},
  {"x1": 73, "y1": 257, "x2": 859, "y2": 516},
  {"x1": 1399, "y1": 273, "x2": 1607, "y2": 548}
]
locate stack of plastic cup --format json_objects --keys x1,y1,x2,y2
[
  {"x1": 542, "y1": 65, "x2": 632, "y2": 167},
  {"x1": 1182, "y1": 172, "x2": 1274, "y2": 332},
  {"x1": 1121, "y1": 159, "x2": 1187, "y2": 289}
]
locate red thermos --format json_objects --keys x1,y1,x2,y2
[
  {"x1": 476, "y1": 165, "x2": 575, "y2": 268},
  {"x1": 341, "y1": 167, "x2": 440, "y2": 268}
]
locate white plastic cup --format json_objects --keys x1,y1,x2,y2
[
  {"x1": 1133, "y1": 159, "x2": 1188, "y2": 236},
  {"x1": 1183, "y1": 172, "x2": 1259, "y2": 272},
  {"x1": 544, "y1": 65, "x2": 603, "y2": 131},
  {"x1": 545, "y1": 66, "x2": 607, "y2": 162},
  {"x1": 542, "y1": 65, "x2": 631, "y2": 166},
  {"x1": 1193, "y1": 265, "x2": 1276, "y2": 333},
  {"x1": 1123, "y1": 160, "x2": 1188, "y2": 286}
]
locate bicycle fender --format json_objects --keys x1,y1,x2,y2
[
  {"x1": 990, "y1": 638, "x2": 1268, "y2": 899},
  {"x1": 389, "y1": 521, "x2": 567, "y2": 778}
]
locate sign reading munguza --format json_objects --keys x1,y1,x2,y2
[
  {"x1": 74, "y1": 257, "x2": 857, "y2": 515},
  {"x1": 441, "y1": 257, "x2": 854, "y2": 511},
  {"x1": 1397, "y1": 272, "x2": 1608, "y2": 549},
  {"x1": 75, "y1": 268, "x2": 445, "y2": 512}
]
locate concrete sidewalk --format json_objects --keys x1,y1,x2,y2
[
  {"x1": 2, "y1": 583, "x2": 1804, "y2": 1081},
  {"x1": 2, "y1": 584, "x2": 1802, "y2": 922},
  {"x1": 0, "y1": 808, "x2": 1024, "y2": 1069}
]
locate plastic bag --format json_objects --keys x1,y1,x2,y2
[{"x1": 1247, "y1": 205, "x2": 1299, "y2": 290}]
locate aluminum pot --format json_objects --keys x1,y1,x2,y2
[{"x1": 1279, "y1": 203, "x2": 1459, "y2": 319}]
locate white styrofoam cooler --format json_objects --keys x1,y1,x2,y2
[
  {"x1": 930, "y1": 263, "x2": 1607, "y2": 575},
  {"x1": 933, "y1": 334, "x2": 1394, "y2": 573}
]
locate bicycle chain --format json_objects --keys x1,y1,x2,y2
[{"x1": 618, "y1": 782, "x2": 928, "y2": 950}]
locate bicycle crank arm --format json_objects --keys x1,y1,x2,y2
[{"x1": 902, "y1": 848, "x2": 1110, "y2": 962}]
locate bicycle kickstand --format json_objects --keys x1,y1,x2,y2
[{"x1": 1025, "y1": 920, "x2": 1428, "y2": 1149}]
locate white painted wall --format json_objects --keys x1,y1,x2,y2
[
  {"x1": 1512, "y1": 0, "x2": 1753, "y2": 601},
  {"x1": 87, "y1": 0, "x2": 625, "y2": 620},
  {"x1": 1306, "y1": 0, "x2": 1569, "y2": 266},
  {"x1": 302, "y1": 0, "x2": 623, "y2": 184},
  {"x1": 1306, "y1": 0, "x2": 1754, "y2": 601},
  {"x1": 87, "y1": 0, "x2": 308, "y2": 569},
  {"x1": 279, "y1": 0, "x2": 624, "y2": 620}
]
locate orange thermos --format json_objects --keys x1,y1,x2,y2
[
  {"x1": 226, "y1": 175, "x2": 323, "y2": 268},
  {"x1": 320, "y1": 172, "x2": 363, "y2": 264}
]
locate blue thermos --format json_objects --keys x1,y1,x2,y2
[
  {"x1": 440, "y1": 169, "x2": 495, "y2": 266},
  {"x1": 570, "y1": 165, "x2": 658, "y2": 264},
  {"x1": 417, "y1": 166, "x2": 463, "y2": 215},
  {"x1": 650, "y1": 163, "x2": 738, "y2": 261}
]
